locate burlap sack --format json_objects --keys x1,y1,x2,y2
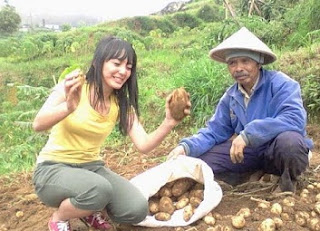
[{"x1": 130, "y1": 155, "x2": 223, "y2": 227}]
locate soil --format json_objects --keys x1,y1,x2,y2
[{"x1": 1, "y1": 124, "x2": 320, "y2": 231}]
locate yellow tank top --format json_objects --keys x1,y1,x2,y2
[{"x1": 37, "y1": 83, "x2": 119, "y2": 164}]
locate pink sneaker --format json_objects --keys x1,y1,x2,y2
[
  {"x1": 81, "y1": 212, "x2": 111, "y2": 230},
  {"x1": 48, "y1": 217, "x2": 71, "y2": 231}
]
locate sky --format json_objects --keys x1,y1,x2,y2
[{"x1": 1, "y1": 0, "x2": 185, "y2": 21}]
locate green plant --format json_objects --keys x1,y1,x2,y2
[
  {"x1": 172, "y1": 57, "x2": 232, "y2": 127},
  {"x1": 196, "y1": 4, "x2": 224, "y2": 22},
  {"x1": 172, "y1": 13, "x2": 202, "y2": 29},
  {"x1": 0, "y1": 5, "x2": 21, "y2": 34},
  {"x1": 301, "y1": 74, "x2": 320, "y2": 119}
]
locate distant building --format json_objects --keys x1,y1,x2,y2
[
  {"x1": 19, "y1": 24, "x2": 31, "y2": 32},
  {"x1": 44, "y1": 24, "x2": 60, "y2": 32}
]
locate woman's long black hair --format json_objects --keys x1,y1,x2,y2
[{"x1": 86, "y1": 36, "x2": 139, "y2": 135}]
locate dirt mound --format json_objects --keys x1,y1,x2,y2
[{"x1": 1, "y1": 125, "x2": 320, "y2": 231}]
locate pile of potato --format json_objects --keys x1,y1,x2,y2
[
  {"x1": 203, "y1": 182, "x2": 320, "y2": 231},
  {"x1": 148, "y1": 177, "x2": 204, "y2": 222}
]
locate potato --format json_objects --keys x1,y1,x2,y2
[
  {"x1": 159, "y1": 196, "x2": 175, "y2": 215},
  {"x1": 183, "y1": 204, "x2": 194, "y2": 222},
  {"x1": 308, "y1": 218, "x2": 320, "y2": 231},
  {"x1": 231, "y1": 215, "x2": 246, "y2": 229},
  {"x1": 177, "y1": 192, "x2": 189, "y2": 201},
  {"x1": 148, "y1": 199, "x2": 159, "y2": 215},
  {"x1": 258, "y1": 218, "x2": 276, "y2": 231},
  {"x1": 154, "y1": 212, "x2": 171, "y2": 221},
  {"x1": 176, "y1": 197, "x2": 189, "y2": 210},
  {"x1": 159, "y1": 185, "x2": 172, "y2": 197},
  {"x1": 15, "y1": 211, "x2": 24, "y2": 218},
  {"x1": 189, "y1": 189, "x2": 204, "y2": 200},
  {"x1": 192, "y1": 182, "x2": 204, "y2": 190},
  {"x1": 270, "y1": 203, "x2": 282, "y2": 215},
  {"x1": 168, "y1": 87, "x2": 190, "y2": 121},
  {"x1": 280, "y1": 212, "x2": 291, "y2": 221},
  {"x1": 282, "y1": 196, "x2": 295, "y2": 207},
  {"x1": 189, "y1": 196, "x2": 202, "y2": 208},
  {"x1": 212, "y1": 212, "x2": 223, "y2": 220},
  {"x1": 295, "y1": 216, "x2": 307, "y2": 227},
  {"x1": 203, "y1": 215, "x2": 216, "y2": 226},
  {"x1": 236, "y1": 207, "x2": 251, "y2": 218},
  {"x1": 315, "y1": 202, "x2": 320, "y2": 215},
  {"x1": 172, "y1": 178, "x2": 195, "y2": 197},
  {"x1": 273, "y1": 217, "x2": 283, "y2": 229}
]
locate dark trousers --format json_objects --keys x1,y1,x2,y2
[{"x1": 198, "y1": 131, "x2": 309, "y2": 188}]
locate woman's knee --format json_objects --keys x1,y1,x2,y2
[
  {"x1": 127, "y1": 199, "x2": 149, "y2": 223},
  {"x1": 72, "y1": 183, "x2": 113, "y2": 211},
  {"x1": 111, "y1": 197, "x2": 148, "y2": 224}
]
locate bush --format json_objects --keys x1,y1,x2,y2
[
  {"x1": 172, "y1": 13, "x2": 202, "y2": 29},
  {"x1": 154, "y1": 17, "x2": 176, "y2": 35},
  {"x1": 20, "y1": 39, "x2": 39, "y2": 60},
  {"x1": 301, "y1": 74, "x2": 320, "y2": 118},
  {"x1": 196, "y1": 4, "x2": 224, "y2": 22},
  {"x1": 0, "y1": 38, "x2": 15, "y2": 57},
  {"x1": 126, "y1": 16, "x2": 157, "y2": 36}
]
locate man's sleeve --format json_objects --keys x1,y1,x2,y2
[{"x1": 243, "y1": 74, "x2": 307, "y2": 147}]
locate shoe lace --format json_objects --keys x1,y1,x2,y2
[
  {"x1": 93, "y1": 212, "x2": 106, "y2": 225},
  {"x1": 57, "y1": 221, "x2": 70, "y2": 231}
]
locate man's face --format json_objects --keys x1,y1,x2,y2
[{"x1": 227, "y1": 57, "x2": 261, "y2": 91}]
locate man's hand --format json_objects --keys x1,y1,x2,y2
[
  {"x1": 167, "y1": 145, "x2": 186, "y2": 160},
  {"x1": 230, "y1": 135, "x2": 246, "y2": 164}
]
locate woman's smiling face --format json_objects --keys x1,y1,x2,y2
[{"x1": 102, "y1": 57, "x2": 132, "y2": 90}]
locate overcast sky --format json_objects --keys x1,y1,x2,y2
[{"x1": 1, "y1": 0, "x2": 185, "y2": 21}]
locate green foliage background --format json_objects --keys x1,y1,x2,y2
[
  {"x1": 0, "y1": 5, "x2": 21, "y2": 34},
  {"x1": 0, "y1": 0, "x2": 319, "y2": 175}
]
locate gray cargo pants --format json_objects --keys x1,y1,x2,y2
[{"x1": 32, "y1": 160, "x2": 148, "y2": 224}]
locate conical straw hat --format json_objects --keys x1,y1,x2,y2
[{"x1": 209, "y1": 27, "x2": 277, "y2": 65}]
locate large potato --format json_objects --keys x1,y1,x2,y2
[
  {"x1": 168, "y1": 87, "x2": 190, "y2": 121},
  {"x1": 192, "y1": 182, "x2": 204, "y2": 190},
  {"x1": 154, "y1": 212, "x2": 171, "y2": 221},
  {"x1": 176, "y1": 197, "x2": 189, "y2": 210},
  {"x1": 172, "y1": 178, "x2": 195, "y2": 197},
  {"x1": 148, "y1": 199, "x2": 159, "y2": 215},
  {"x1": 159, "y1": 196, "x2": 175, "y2": 215},
  {"x1": 183, "y1": 204, "x2": 194, "y2": 222},
  {"x1": 159, "y1": 185, "x2": 172, "y2": 197},
  {"x1": 189, "y1": 189, "x2": 204, "y2": 200},
  {"x1": 189, "y1": 196, "x2": 202, "y2": 208}
]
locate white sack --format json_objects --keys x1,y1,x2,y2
[{"x1": 130, "y1": 155, "x2": 223, "y2": 227}]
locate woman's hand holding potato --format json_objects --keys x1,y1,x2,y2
[{"x1": 64, "y1": 69, "x2": 85, "y2": 112}]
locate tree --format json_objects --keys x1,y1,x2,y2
[
  {"x1": 61, "y1": 23, "x2": 71, "y2": 32},
  {"x1": 0, "y1": 5, "x2": 21, "y2": 34}
]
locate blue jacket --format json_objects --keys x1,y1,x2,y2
[{"x1": 181, "y1": 69, "x2": 313, "y2": 158}]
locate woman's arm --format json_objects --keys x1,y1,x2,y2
[{"x1": 32, "y1": 70, "x2": 84, "y2": 132}]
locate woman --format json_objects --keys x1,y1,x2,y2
[{"x1": 32, "y1": 36, "x2": 190, "y2": 231}]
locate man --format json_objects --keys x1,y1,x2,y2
[{"x1": 168, "y1": 27, "x2": 313, "y2": 192}]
